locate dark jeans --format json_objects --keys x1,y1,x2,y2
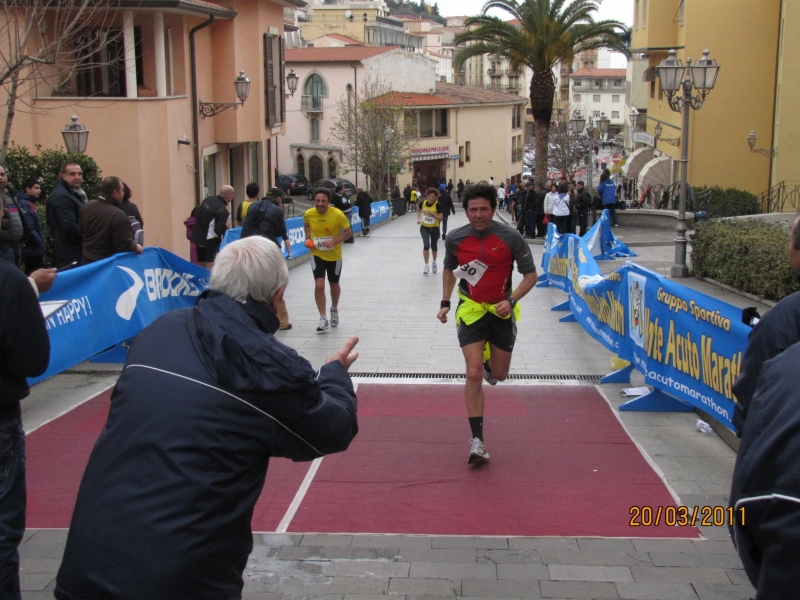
[
  {"x1": 0, "y1": 418, "x2": 26, "y2": 600},
  {"x1": 536, "y1": 213, "x2": 547, "y2": 238},
  {"x1": 0, "y1": 247, "x2": 15, "y2": 265},
  {"x1": 578, "y1": 210, "x2": 589, "y2": 237},
  {"x1": 525, "y1": 210, "x2": 538, "y2": 237},
  {"x1": 605, "y1": 205, "x2": 618, "y2": 226},
  {"x1": 569, "y1": 213, "x2": 577, "y2": 234},
  {"x1": 442, "y1": 214, "x2": 449, "y2": 237},
  {"x1": 552, "y1": 214, "x2": 570, "y2": 234},
  {"x1": 361, "y1": 215, "x2": 370, "y2": 235}
]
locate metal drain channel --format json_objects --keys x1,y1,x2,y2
[{"x1": 349, "y1": 373, "x2": 602, "y2": 381}]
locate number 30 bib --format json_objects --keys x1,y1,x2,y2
[{"x1": 457, "y1": 259, "x2": 488, "y2": 286}]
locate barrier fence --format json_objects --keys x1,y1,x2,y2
[{"x1": 540, "y1": 210, "x2": 748, "y2": 431}]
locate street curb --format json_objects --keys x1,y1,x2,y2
[{"x1": 698, "y1": 276, "x2": 777, "y2": 308}]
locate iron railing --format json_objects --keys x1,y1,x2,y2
[
  {"x1": 301, "y1": 95, "x2": 323, "y2": 114},
  {"x1": 757, "y1": 181, "x2": 800, "y2": 213}
]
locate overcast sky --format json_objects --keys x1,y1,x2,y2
[{"x1": 434, "y1": 0, "x2": 634, "y2": 27}]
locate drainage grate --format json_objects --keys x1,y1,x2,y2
[{"x1": 349, "y1": 373, "x2": 602, "y2": 381}]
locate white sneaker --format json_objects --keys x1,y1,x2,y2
[
  {"x1": 316, "y1": 316, "x2": 329, "y2": 333},
  {"x1": 483, "y1": 360, "x2": 498, "y2": 386},
  {"x1": 330, "y1": 307, "x2": 339, "y2": 327},
  {"x1": 468, "y1": 437, "x2": 490, "y2": 465},
  {"x1": 423, "y1": 264, "x2": 430, "y2": 275},
  {"x1": 432, "y1": 261, "x2": 438, "y2": 273}
]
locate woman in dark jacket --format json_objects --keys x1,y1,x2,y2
[
  {"x1": 19, "y1": 179, "x2": 45, "y2": 274},
  {"x1": 456, "y1": 179, "x2": 464, "y2": 202}
]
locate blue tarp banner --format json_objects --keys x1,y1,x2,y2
[
  {"x1": 32, "y1": 248, "x2": 210, "y2": 384},
  {"x1": 541, "y1": 219, "x2": 749, "y2": 431},
  {"x1": 221, "y1": 201, "x2": 392, "y2": 256}
]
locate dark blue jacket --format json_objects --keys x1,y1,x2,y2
[
  {"x1": 597, "y1": 179, "x2": 617, "y2": 206},
  {"x1": 18, "y1": 192, "x2": 44, "y2": 257},
  {"x1": 730, "y1": 341, "x2": 800, "y2": 599},
  {"x1": 47, "y1": 179, "x2": 85, "y2": 267},
  {"x1": 55, "y1": 291, "x2": 358, "y2": 600}
]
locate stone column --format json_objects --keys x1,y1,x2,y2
[
  {"x1": 153, "y1": 11, "x2": 167, "y2": 97},
  {"x1": 123, "y1": 10, "x2": 137, "y2": 99}
]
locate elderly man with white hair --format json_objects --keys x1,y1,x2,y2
[{"x1": 54, "y1": 236, "x2": 360, "y2": 600}]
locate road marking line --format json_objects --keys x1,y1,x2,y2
[
  {"x1": 25, "y1": 382, "x2": 116, "y2": 436},
  {"x1": 276, "y1": 456, "x2": 323, "y2": 534}
]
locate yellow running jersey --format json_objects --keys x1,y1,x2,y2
[{"x1": 303, "y1": 206, "x2": 351, "y2": 261}]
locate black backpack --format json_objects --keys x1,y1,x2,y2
[{"x1": 241, "y1": 200, "x2": 279, "y2": 243}]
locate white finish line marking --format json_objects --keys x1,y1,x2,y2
[{"x1": 275, "y1": 456, "x2": 323, "y2": 534}]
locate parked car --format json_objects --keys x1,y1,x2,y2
[
  {"x1": 276, "y1": 174, "x2": 309, "y2": 196},
  {"x1": 307, "y1": 178, "x2": 356, "y2": 199}
]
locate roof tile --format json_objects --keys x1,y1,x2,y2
[
  {"x1": 374, "y1": 82, "x2": 525, "y2": 107},
  {"x1": 285, "y1": 46, "x2": 396, "y2": 62},
  {"x1": 570, "y1": 68, "x2": 627, "y2": 78}
]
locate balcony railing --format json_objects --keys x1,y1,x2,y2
[
  {"x1": 512, "y1": 147, "x2": 524, "y2": 163},
  {"x1": 301, "y1": 95, "x2": 323, "y2": 115}
]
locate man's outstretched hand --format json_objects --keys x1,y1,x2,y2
[
  {"x1": 326, "y1": 336, "x2": 359, "y2": 371},
  {"x1": 30, "y1": 268, "x2": 57, "y2": 294}
]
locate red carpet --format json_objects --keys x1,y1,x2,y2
[{"x1": 26, "y1": 383, "x2": 700, "y2": 538}]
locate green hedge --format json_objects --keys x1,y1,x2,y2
[
  {"x1": 3, "y1": 143, "x2": 102, "y2": 267},
  {"x1": 691, "y1": 219, "x2": 799, "y2": 301},
  {"x1": 678, "y1": 185, "x2": 761, "y2": 217}
]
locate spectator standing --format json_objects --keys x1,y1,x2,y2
[
  {"x1": 731, "y1": 216, "x2": 800, "y2": 436},
  {"x1": 497, "y1": 183, "x2": 506, "y2": 210},
  {"x1": 190, "y1": 185, "x2": 233, "y2": 268},
  {"x1": 0, "y1": 254, "x2": 56, "y2": 600},
  {"x1": 391, "y1": 185, "x2": 401, "y2": 201},
  {"x1": 403, "y1": 183, "x2": 413, "y2": 212},
  {"x1": 522, "y1": 180, "x2": 537, "y2": 238},
  {"x1": 0, "y1": 165, "x2": 29, "y2": 266},
  {"x1": 354, "y1": 187, "x2": 373, "y2": 236},
  {"x1": 241, "y1": 192, "x2": 293, "y2": 330},
  {"x1": 456, "y1": 179, "x2": 464, "y2": 203},
  {"x1": 47, "y1": 162, "x2": 85, "y2": 268},
  {"x1": 332, "y1": 184, "x2": 355, "y2": 244},
  {"x1": 543, "y1": 183, "x2": 559, "y2": 230},
  {"x1": 438, "y1": 183, "x2": 455, "y2": 240},
  {"x1": 119, "y1": 182, "x2": 144, "y2": 229},
  {"x1": 236, "y1": 183, "x2": 260, "y2": 225},
  {"x1": 79, "y1": 177, "x2": 143, "y2": 264},
  {"x1": 575, "y1": 181, "x2": 592, "y2": 236},
  {"x1": 551, "y1": 183, "x2": 571, "y2": 234},
  {"x1": 18, "y1": 179, "x2": 45, "y2": 274},
  {"x1": 597, "y1": 172, "x2": 618, "y2": 226},
  {"x1": 54, "y1": 237, "x2": 358, "y2": 600}
]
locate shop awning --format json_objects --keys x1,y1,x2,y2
[
  {"x1": 638, "y1": 155, "x2": 672, "y2": 189},
  {"x1": 621, "y1": 146, "x2": 654, "y2": 178},
  {"x1": 409, "y1": 152, "x2": 450, "y2": 163}
]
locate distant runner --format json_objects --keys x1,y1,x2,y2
[
  {"x1": 304, "y1": 188, "x2": 352, "y2": 333},
  {"x1": 437, "y1": 182, "x2": 538, "y2": 465},
  {"x1": 417, "y1": 188, "x2": 443, "y2": 275}
]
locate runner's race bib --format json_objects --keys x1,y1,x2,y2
[
  {"x1": 457, "y1": 259, "x2": 488, "y2": 286},
  {"x1": 313, "y1": 236, "x2": 333, "y2": 250},
  {"x1": 422, "y1": 212, "x2": 436, "y2": 226}
]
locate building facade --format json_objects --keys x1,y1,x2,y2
[
  {"x1": 628, "y1": 0, "x2": 782, "y2": 197},
  {"x1": 569, "y1": 68, "x2": 627, "y2": 133},
  {"x1": 5, "y1": 0, "x2": 299, "y2": 259}
]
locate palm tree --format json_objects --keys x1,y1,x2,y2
[{"x1": 454, "y1": 0, "x2": 629, "y2": 184}]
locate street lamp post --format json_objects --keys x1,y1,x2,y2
[
  {"x1": 383, "y1": 126, "x2": 394, "y2": 210},
  {"x1": 657, "y1": 49, "x2": 720, "y2": 278},
  {"x1": 62, "y1": 115, "x2": 90, "y2": 154},
  {"x1": 199, "y1": 70, "x2": 251, "y2": 118}
]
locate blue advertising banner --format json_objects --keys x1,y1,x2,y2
[
  {"x1": 221, "y1": 201, "x2": 392, "y2": 257},
  {"x1": 541, "y1": 221, "x2": 749, "y2": 431},
  {"x1": 32, "y1": 248, "x2": 210, "y2": 384}
]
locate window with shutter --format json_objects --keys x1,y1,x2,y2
[
  {"x1": 279, "y1": 37, "x2": 286, "y2": 124},
  {"x1": 264, "y1": 33, "x2": 276, "y2": 127}
]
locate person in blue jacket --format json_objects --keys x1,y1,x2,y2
[
  {"x1": 17, "y1": 179, "x2": 45, "y2": 274},
  {"x1": 55, "y1": 236, "x2": 360, "y2": 600},
  {"x1": 596, "y1": 172, "x2": 619, "y2": 226}
]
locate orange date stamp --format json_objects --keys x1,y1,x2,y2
[{"x1": 629, "y1": 505, "x2": 745, "y2": 527}]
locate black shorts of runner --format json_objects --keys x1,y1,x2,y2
[
  {"x1": 196, "y1": 238, "x2": 221, "y2": 263},
  {"x1": 456, "y1": 308, "x2": 517, "y2": 353},
  {"x1": 311, "y1": 255, "x2": 343, "y2": 283}
]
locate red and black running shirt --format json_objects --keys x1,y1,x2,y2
[{"x1": 443, "y1": 221, "x2": 536, "y2": 304}]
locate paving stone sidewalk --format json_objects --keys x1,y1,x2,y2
[{"x1": 20, "y1": 208, "x2": 757, "y2": 599}]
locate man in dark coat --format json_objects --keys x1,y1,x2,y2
[
  {"x1": 0, "y1": 254, "x2": 55, "y2": 600},
  {"x1": 437, "y1": 183, "x2": 455, "y2": 240},
  {"x1": 79, "y1": 176, "x2": 143, "y2": 264},
  {"x1": 18, "y1": 179, "x2": 46, "y2": 274},
  {"x1": 332, "y1": 184, "x2": 355, "y2": 243},
  {"x1": 729, "y1": 340, "x2": 800, "y2": 599},
  {"x1": 190, "y1": 185, "x2": 233, "y2": 268},
  {"x1": 732, "y1": 216, "x2": 800, "y2": 437},
  {"x1": 354, "y1": 187, "x2": 373, "y2": 236},
  {"x1": 0, "y1": 165, "x2": 29, "y2": 266},
  {"x1": 574, "y1": 181, "x2": 592, "y2": 236},
  {"x1": 55, "y1": 236, "x2": 359, "y2": 600},
  {"x1": 46, "y1": 162, "x2": 85, "y2": 268}
]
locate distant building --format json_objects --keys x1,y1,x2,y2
[{"x1": 569, "y1": 69, "x2": 627, "y2": 133}]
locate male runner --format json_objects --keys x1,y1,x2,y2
[
  {"x1": 304, "y1": 188, "x2": 352, "y2": 333},
  {"x1": 437, "y1": 181, "x2": 538, "y2": 465}
]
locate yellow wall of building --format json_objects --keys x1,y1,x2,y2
[
  {"x1": 635, "y1": 0, "x2": 780, "y2": 196},
  {"x1": 772, "y1": 0, "x2": 800, "y2": 197},
  {"x1": 300, "y1": 21, "x2": 367, "y2": 44}
]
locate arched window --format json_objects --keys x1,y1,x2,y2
[
  {"x1": 303, "y1": 73, "x2": 327, "y2": 109},
  {"x1": 310, "y1": 117, "x2": 320, "y2": 142},
  {"x1": 328, "y1": 157, "x2": 337, "y2": 178},
  {"x1": 296, "y1": 154, "x2": 305, "y2": 177},
  {"x1": 309, "y1": 156, "x2": 324, "y2": 182}
]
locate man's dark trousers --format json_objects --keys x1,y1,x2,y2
[
  {"x1": 578, "y1": 210, "x2": 589, "y2": 236},
  {"x1": 526, "y1": 210, "x2": 537, "y2": 238},
  {"x1": 0, "y1": 418, "x2": 26, "y2": 600}
]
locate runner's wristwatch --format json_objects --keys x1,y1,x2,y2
[{"x1": 507, "y1": 297, "x2": 517, "y2": 308}]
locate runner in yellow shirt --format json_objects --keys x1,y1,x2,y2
[
  {"x1": 417, "y1": 188, "x2": 443, "y2": 275},
  {"x1": 303, "y1": 188, "x2": 352, "y2": 333}
]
